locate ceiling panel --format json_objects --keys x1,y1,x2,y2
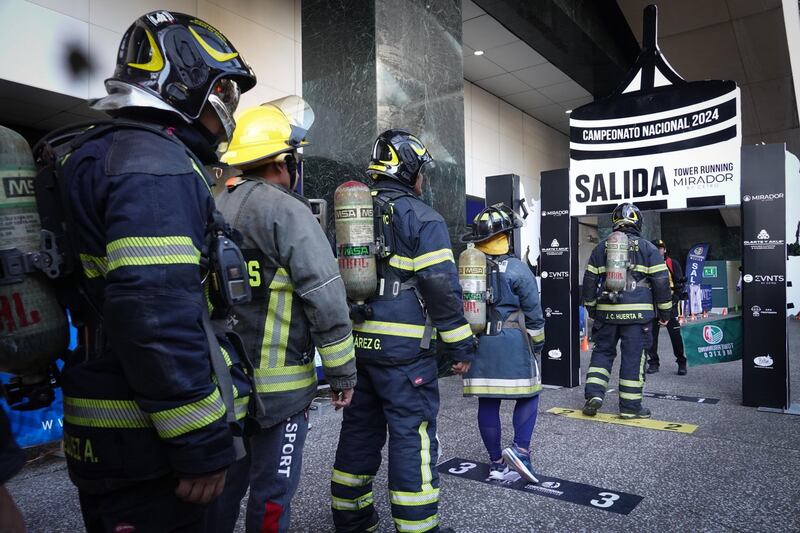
[
  {"x1": 503, "y1": 89, "x2": 553, "y2": 111},
  {"x1": 725, "y1": 0, "x2": 782, "y2": 20},
  {"x1": 474, "y1": 73, "x2": 530, "y2": 97},
  {"x1": 738, "y1": 84, "x2": 760, "y2": 136},
  {"x1": 537, "y1": 80, "x2": 591, "y2": 103},
  {"x1": 561, "y1": 95, "x2": 594, "y2": 111},
  {"x1": 659, "y1": 23, "x2": 747, "y2": 82},
  {"x1": 463, "y1": 54, "x2": 505, "y2": 81},
  {"x1": 617, "y1": 0, "x2": 730, "y2": 41},
  {"x1": 749, "y1": 76, "x2": 798, "y2": 134},
  {"x1": 462, "y1": 0, "x2": 483, "y2": 21},
  {"x1": 462, "y1": 15, "x2": 518, "y2": 51},
  {"x1": 482, "y1": 40, "x2": 547, "y2": 72},
  {"x1": 732, "y1": 7, "x2": 791, "y2": 83},
  {"x1": 514, "y1": 62, "x2": 571, "y2": 88},
  {"x1": 528, "y1": 103, "x2": 570, "y2": 124}
]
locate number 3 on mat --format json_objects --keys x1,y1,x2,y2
[
  {"x1": 448, "y1": 462, "x2": 477, "y2": 475},
  {"x1": 590, "y1": 492, "x2": 620, "y2": 508}
]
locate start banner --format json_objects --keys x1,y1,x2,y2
[{"x1": 681, "y1": 316, "x2": 742, "y2": 366}]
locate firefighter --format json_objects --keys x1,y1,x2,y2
[
  {"x1": 213, "y1": 99, "x2": 357, "y2": 533},
  {"x1": 461, "y1": 204, "x2": 546, "y2": 484},
  {"x1": 55, "y1": 12, "x2": 256, "y2": 531},
  {"x1": 646, "y1": 239, "x2": 687, "y2": 375},
  {"x1": 331, "y1": 130, "x2": 476, "y2": 533},
  {"x1": 581, "y1": 203, "x2": 672, "y2": 419}
]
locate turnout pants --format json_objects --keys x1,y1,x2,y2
[
  {"x1": 332, "y1": 358, "x2": 440, "y2": 533},
  {"x1": 78, "y1": 475, "x2": 224, "y2": 533},
  {"x1": 585, "y1": 322, "x2": 651, "y2": 411},
  {"x1": 213, "y1": 409, "x2": 310, "y2": 533},
  {"x1": 648, "y1": 307, "x2": 685, "y2": 365}
]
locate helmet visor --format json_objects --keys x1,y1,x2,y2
[
  {"x1": 212, "y1": 78, "x2": 241, "y2": 117},
  {"x1": 262, "y1": 95, "x2": 315, "y2": 147}
]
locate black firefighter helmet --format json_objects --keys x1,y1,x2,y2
[
  {"x1": 461, "y1": 203, "x2": 523, "y2": 243},
  {"x1": 90, "y1": 10, "x2": 256, "y2": 143},
  {"x1": 611, "y1": 202, "x2": 643, "y2": 233},
  {"x1": 366, "y1": 129, "x2": 434, "y2": 188}
]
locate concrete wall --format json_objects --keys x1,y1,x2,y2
[
  {"x1": 0, "y1": 0, "x2": 301, "y2": 130},
  {"x1": 464, "y1": 80, "x2": 568, "y2": 201}
]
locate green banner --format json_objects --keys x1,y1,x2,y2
[{"x1": 680, "y1": 316, "x2": 742, "y2": 366}]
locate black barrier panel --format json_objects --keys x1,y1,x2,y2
[
  {"x1": 741, "y1": 144, "x2": 789, "y2": 409},
  {"x1": 485, "y1": 174, "x2": 521, "y2": 259},
  {"x1": 540, "y1": 169, "x2": 580, "y2": 387},
  {"x1": 439, "y1": 458, "x2": 643, "y2": 515},
  {"x1": 643, "y1": 391, "x2": 720, "y2": 404}
]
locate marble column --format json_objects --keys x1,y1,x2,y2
[{"x1": 302, "y1": 0, "x2": 466, "y2": 244}]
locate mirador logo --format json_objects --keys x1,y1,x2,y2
[{"x1": 702, "y1": 325, "x2": 723, "y2": 345}]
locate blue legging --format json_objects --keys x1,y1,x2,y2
[{"x1": 477, "y1": 395, "x2": 540, "y2": 462}]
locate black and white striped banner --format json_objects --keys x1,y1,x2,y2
[{"x1": 568, "y1": 6, "x2": 741, "y2": 216}]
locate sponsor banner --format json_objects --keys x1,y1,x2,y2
[
  {"x1": 741, "y1": 144, "x2": 788, "y2": 408},
  {"x1": 642, "y1": 391, "x2": 720, "y2": 404},
  {"x1": 438, "y1": 458, "x2": 643, "y2": 515},
  {"x1": 568, "y1": 7, "x2": 740, "y2": 216},
  {"x1": 547, "y1": 407, "x2": 698, "y2": 434},
  {"x1": 680, "y1": 316, "x2": 742, "y2": 367},
  {"x1": 540, "y1": 169, "x2": 579, "y2": 387},
  {"x1": 685, "y1": 242, "x2": 710, "y2": 287}
]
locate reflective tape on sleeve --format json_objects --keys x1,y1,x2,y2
[
  {"x1": 438, "y1": 324, "x2": 472, "y2": 344},
  {"x1": 252, "y1": 362, "x2": 316, "y2": 393},
  {"x1": 353, "y1": 320, "x2": 431, "y2": 339},
  {"x1": 106, "y1": 236, "x2": 200, "y2": 271},
  {"x1": 79, "y1": 253, "x2": 108, "y2": 279},
  {"x1": 413, "y1": 248, "x2": 454, "y2": 271},
  {"x1": 150, "y1": 389, "x2": 226, "y2": 439},
  {"x1": 318, "y1": 336, "x2": 355, "y2": 368}
]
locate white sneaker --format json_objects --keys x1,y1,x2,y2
[{"x1": 488, "y1": 461, "x2": 510, "y2": 480}]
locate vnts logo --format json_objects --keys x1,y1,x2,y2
[
  {"x1": 743, "y1": 274, "x2": 753, "y2": 283},
  {"x1": 541, "y1": 271, "x2": 569, "y2": 279},
  {"x1": 702, "y1": 325, "x2": 723, "y2": 345}
]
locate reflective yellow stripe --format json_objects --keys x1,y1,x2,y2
[
  {"x1": 63, "y1": 397, "x2": 152, "y2": 429},
  {"x1": 657, "y1": 301, "x2": 673, "y2": 310},
  {"x1": 353, "y1": 320, "x2": 430, "y2": 339},
  {"x1": 387, "y1": 249, "x2": 454, "y2": 272},
  {"x1": 80, "y1": 253, "x2": 107, "y2": 279},
  {"x1": 413, "y1": 248, "x2": 454, "y2": 271},
  {"x1": 252, "y1": 362, "x2": 316, "y2": 393},
  {"x1": 418, "y1": 421, "x2": 433, "y2": 491},
  {"x1": 619, "y1": 378, "x2": 643, "y2": 388},
  {"x1": 332, "y1": 492, "x2": 374, "y2": 511},
  {"x1": 649, "y1": 263, "x2": 668, "y2": 273},
  {"x1": 586, "y1": 264, "x2": 606, "y2": 274},
  {"x1": 388, "y1": 255, "x2": 415, "y2": 271},
  {"x1": 190, "y1": 159, "x2": 212, "y2": 193},
  {"x1": 438, "y1": 323, "x2": 472, "y2": 344},
  {"x1": 587, "y1": 366, "x2": 610, "y2": 378},
  {"x1": 331, "y1": 469, "x2": 373, "y2": 487},
  {"x1": 262, "y1": 268, "x2": 293, "y2": 368},
  {"x1": 585, "y1": 377, "x2": 609, "y2": 387},
  {"x1": 394, "y1": 514, "x2": 439, "y2": 533},
  {"x1": 318, "y1": 336, "x2": 355, "y2": 368},
  {"x1": 234, "y1": 397, "x2": 249, "y2": 420},
  {"x1": 596, "y1": 304, "x2": 654, "y2": 311},
  {"x1": 619, "y1": 391, "x2": 643, "y2": 400},
  {"x1": 463, "y1": 385, "x2": 542, "y2": 395},
  {"x1": 150, "y1": 389, "x2": 226, "y2": 439},
  {"x1": 106, "y1": 236, "x2": 200, "y2": 271},
  {"x1": 390, "y1": 488, "x2": 440, "y2": 506}
]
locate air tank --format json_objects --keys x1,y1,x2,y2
[
  {"x1": 334, "y1": 181, "x2": 376, "y2": 303},
  {"x1": 0, "y1": 126, "x2": 68, "y2": 378},
  {"x1": 458, "y1": 243, "x2": 487, "y2": 335},
  {"x1": 604, "y1": 230, "x2": 629, "y2": 294}
]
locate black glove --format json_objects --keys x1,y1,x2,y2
[{"x1": 348, "y1": 303, "x2": 373, "y2": 324}]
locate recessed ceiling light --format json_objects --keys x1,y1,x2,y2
[{"x1": 473, "y1": 50, "x2": 484, "y2": 56}]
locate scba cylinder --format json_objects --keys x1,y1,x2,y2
[
  {"x1": 334, "y1": 181, "x2": 376, "y2": 303},
  {"x1": 458, "y1": 243, "x2": 487, "y2": 335},
  {"x1": 604, "y1": 230, "x2": 629, "y2": 293},
  {"x1": 0, "y1": 126, "x2": 68, "y2": 377}
]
